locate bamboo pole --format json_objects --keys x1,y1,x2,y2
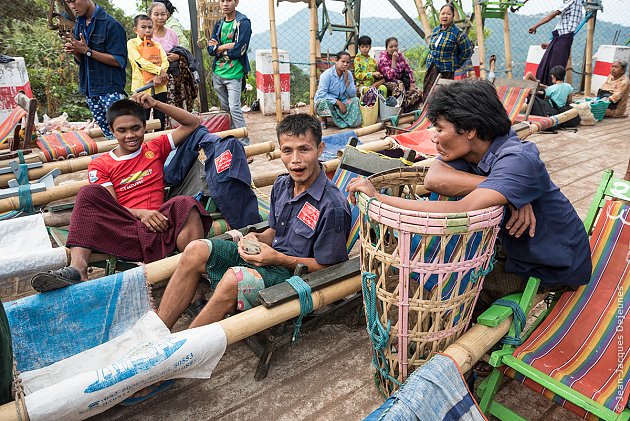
[
  {"x1": 0, "y1": 127, "x2": 247, "y2": 171},
  {"x1": 413, "y1": 0, "x2": 432, "y2": 41},
  {"x1": 566, "y1": 52, "x2": 573, "y2": 85},
  {"x1": 268, "y1": 0, "x2": 283, "y2": 123},
  {"x1": 0, "y1": 140, "x2": 274, "y2": 211},
  {"x1": 474, "y1": 3, "x2": 486, "y2": 80},
  {"x1": 0, "y1": 120, "x2": 161, "y2": 152},
  {"x1": 503, "y1": 12, "x2": 512, "y2": 79},
  {"x1": 584, "y1": 15, "x2": 595, "y2": 95},
  {"x1": 0, "y1": 128, "x2": 256, "y2": 187},
  {"x1": 309, "y1": 0, "x2": 318, "y2": 115}
]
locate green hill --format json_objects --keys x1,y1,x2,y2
[{"x1": 250, "y1": 8, "x2": 630, "y2": 88}]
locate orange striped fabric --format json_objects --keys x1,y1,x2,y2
[
  {"x1": 0, "y1": 107, "x2": 27, "y2": 145},
  {"x1": 36, "y1": 131, "x2": 98, "y2": 161},
  {"x1": 496, "y1": 85, "x2": 532, "y2": 123}
]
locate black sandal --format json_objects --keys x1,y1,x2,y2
[
  {"x1": 31, "y1": 267, "x2": 82, "y2": 293},
  {"x1": 186, "y1": 298, "x2": 208, "y2": 318}
]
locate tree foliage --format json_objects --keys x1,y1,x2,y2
[{"x1": 0, "y1": 0, "x2": 132, "y2": 120}]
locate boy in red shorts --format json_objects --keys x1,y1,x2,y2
[{"x1": 31, "y1": 93, "x2": 213, "y2": 292}]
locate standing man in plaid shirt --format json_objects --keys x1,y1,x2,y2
[
  {"x1": 422, "y1": 3, "x2": 474, "y2": 100},
  {"x1": 529, "y1": 0, "x2": 584, "y2": 87}
]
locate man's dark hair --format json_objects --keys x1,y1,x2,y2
[
  {"x1": 276, "y1": 114, "x2": 322, "y2": 146},
  {"x1": 385, "y1": 37, "x2": 398, "y2": 48},
  {"x1": 358, "y1": 35, "x2": 372, "y2": 47},
  {"x1": 106, "y1": 99, "x2": 146, "y2": 128},
  {"x1": 336, "y1": 51, "x2": 350, "y2": 61},
  {"x1": 550, "y1": 65, "x2": 566, "y2": 81},
  {"x1": 426, "y1": 80, "x2": 511, "y2": 142},
  {"x1": 133, "y1": 14, "x2": 152, "y2": 27}
]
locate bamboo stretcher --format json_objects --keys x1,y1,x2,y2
[{"x1": 0, "y1": 127, "x2": 251, "y2": 187}]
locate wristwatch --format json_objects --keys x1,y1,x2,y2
[{"x1": 86, "y1": 48, "x2": 93, "y2": 57}]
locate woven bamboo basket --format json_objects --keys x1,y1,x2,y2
[{"x1": 357, "y1": 167, "x2": 503, "y2": 396}]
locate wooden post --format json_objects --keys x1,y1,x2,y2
[
  {"x1": 414, "y1": 0, "x2": 432, "y2": 40},
  {"x1": 188, "y1": 0, "x2": 209, "y2": 112},
  {"x1": 474, "y1": 2, "x2": 486, "y2": 79},
  {"x1": 309, "y1": 0, "x2": 318, "y2": 115},
  {"x1": 345, "y1": 4, "x2": 356, "y2": 56},
  {"x1": 268, "y1": 0, "x2": 283, "y2": 122},
  {"x1": 584, "y1": 14, "x2": 595, "y2": 95},
  {"x1": 566, "y1": 52, "x2": 573, "y2": 85},
  {"x1": 503, "y1": 12, "x2": 512, "y2": 79}
]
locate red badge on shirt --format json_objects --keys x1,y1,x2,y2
[
  {"x1": 215, "y1": 150, "x2": 232, "y2": 174},
  {"x1": 297, "y1": 202, "x2": 320, "y2": 230}
]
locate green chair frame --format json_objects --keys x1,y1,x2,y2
[{"x1": 475, "y1": 169, "x2": 630, "y2": 421}]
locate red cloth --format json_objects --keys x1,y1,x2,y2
[
  {"x1": 66, "y1": 184, "x2": 212, "y2": 263},
  {"x1": 87, "y1": 134, "x2": 174, "y2": 210}
]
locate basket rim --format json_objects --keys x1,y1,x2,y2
[{"x1": 357, "y1": 167, "x2": 504, "y2": 223}]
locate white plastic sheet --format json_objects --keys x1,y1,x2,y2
[
  {"x1": 22, "y1": 311, "x2": 227, "y2": 421},
  {"x1": 0, "y1": 213, "x2": 66, "y2": 282}
]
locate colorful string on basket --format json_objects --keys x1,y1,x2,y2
[{"x1": 286, "y1": 275, "x2": 314, "y2": 342}]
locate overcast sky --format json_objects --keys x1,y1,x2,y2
[{"x1": 113, "y1": 0, "x2": 630, "y2": 32}]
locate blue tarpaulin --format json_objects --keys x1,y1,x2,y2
[
  {"x1": 4, "y1": 267, "x2": 151, "y2": 373},
  {"x1": 321, "y1": 130, "x2": 360, "y2": 161},
  {"x1": 365, "y1": 354, "x2": 485, "y2": 421}
]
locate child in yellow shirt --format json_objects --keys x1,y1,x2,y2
[
  {"x1": 128, "y1": 14, "x2": 169, "y2": 129},
  {"x1": 354, "y1": 35, "x2": 387, "y2": 100}
]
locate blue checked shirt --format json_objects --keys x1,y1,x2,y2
[
  {"x1": 555, "y1": 0, "x2": 584, "y2": 36},
  {"x1": 426, "y1": 24, "x2": 474, "y2": 73}
]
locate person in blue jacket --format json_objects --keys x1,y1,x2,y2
[
  {"x1": 64, "y1": 0, "x2": 127, "y2": 139},
  {"x1": 206, "y1": 0, "x2": 251, "y2": 146}
]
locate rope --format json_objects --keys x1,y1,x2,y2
[
  {"x1": 469, "y1": 249, "x2": 496, "y2": 285},
  {"x1": 362, "y1": 271, "x2": 401, "y2": 388},
  {"x1": 17, "y1": 185, "x2": 34, "y2": 214},
  {"x1": 365, "y1": 197, "x2": 381, "y2": 240},
  {"x1": 286, "y1": 275, "x2": 314, "y2": 342},
  {"x1": 493, "y1": 298, "x2": 527, "y2": 346}
]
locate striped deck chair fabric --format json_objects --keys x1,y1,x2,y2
[
  {"x1": 496, "y1": 84, "x2": 532, "y2": 124},
  {"x1": 332, "y1": 165, "x2": 361, "y2": 252},
  {"x1": 36, "y1": 131, "x2": 98, "y2": 161},
  {"x1": 508, "y1": 200, "x2": 630, "y2": 418},
  {"x1": 0, "y1": 107, "x2": 27, "y2": 145}
]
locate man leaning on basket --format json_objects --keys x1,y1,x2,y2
[{"x1": 347, "y1": 80, "x2": 592, "y2": 316}]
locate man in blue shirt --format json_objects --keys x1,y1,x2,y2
[
  {"x1": 348, "y1": 80, "x2": 591, "y2": 313},
  {"x1": 65, "y1": 0, "x2": 127, "y2": 139},
  {"x1": 157, "y1": 113, "x2": 352, "y2": 330}
]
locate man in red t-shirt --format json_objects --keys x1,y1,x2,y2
[{"x1": 31, "y1": 93, "x2": 213, "y2": 292}]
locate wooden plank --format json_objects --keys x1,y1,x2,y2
[{"x1": 258, "y1": 256, "x2": 360, "y2": 308}]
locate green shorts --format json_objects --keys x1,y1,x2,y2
[{"x1": 200, "y1": 239, "x2": 293, "y2": 310}]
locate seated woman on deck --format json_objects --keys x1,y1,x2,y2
[
  {"x1": 30, "y1": 94, "x2": 213, "y2": 292},
  {"x1": 377, "y1": 37, "x2": 423, "y2": 113},
  {"x1": 347, "y1": 80, "x2": 592, "y2": 316},
  {"x1": 598, "y1": 60, "x2": 629, "y2": 118},
  {"x1": 314, "y1": 51, "x2": 362, "y2": 129}
]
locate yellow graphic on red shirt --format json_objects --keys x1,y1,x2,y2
[
  {"x1": 145, "y1": 151, "x2": 155, "y2": 159},
  {"x1": 120, "y1": 169, "x2": 153, "y2": 185}
]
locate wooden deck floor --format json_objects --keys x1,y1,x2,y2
[{"x1": 45, "y1": 112, "x2": 630, "y2": 420}]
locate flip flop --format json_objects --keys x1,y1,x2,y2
[
  {"x1": 472, "y1": 361, "x2": 494, "y2": 377},
  {"x1": 119, "y1": 379, "x2": 175, "y2": 407},
  {"x1": 30, "y1": 267, "x2": 82, "y2": 293},
  {"x1": 186, "y1": 298, "x2": 208, "y2": 318}
]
